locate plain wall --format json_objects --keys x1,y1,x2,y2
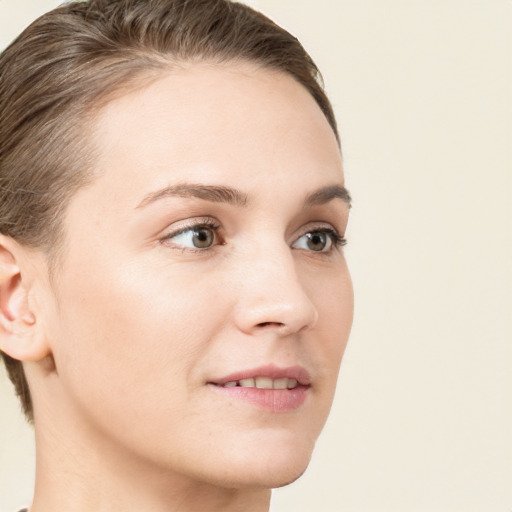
[{"x1": 1, "y1": 1, "x2": 511, "y2": 511}]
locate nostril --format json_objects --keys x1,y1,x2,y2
[{"x1": 257, "y1": 321, "x2": 284, "y2": 328}]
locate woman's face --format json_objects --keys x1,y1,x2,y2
[{"x1": 42, "y1": 62, "x2": 353, "y2": 488}]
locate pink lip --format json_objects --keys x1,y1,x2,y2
[{"x1": 207, "y1": 364, "x2": 311, "y2": 413}]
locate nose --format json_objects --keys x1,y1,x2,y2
[{"x1": 233, "y1": 246, "x2": 318, "y2": 337}]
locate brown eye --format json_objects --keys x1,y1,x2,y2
[
  {"x1": 191, "y1": 227, "x2": 215, "y2": 248},
  {"x1": 292, "y1": 229, "x2": 341, "y2": 253},
  {"x1": 164, "y1": 223, "x2": 219, "y2": 250},
  {"x1": 305, "y1": 232, "x2": 329, "y2": 251}
]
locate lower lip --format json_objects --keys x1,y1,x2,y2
[{"x1": 208, "y1": 384, "x2": 309, "y2": 412}]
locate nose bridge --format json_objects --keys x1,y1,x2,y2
[{"x1": 233, "y1": 240, "x2": 318, "y2": 335}]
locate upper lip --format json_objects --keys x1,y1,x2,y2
[{"x1": 209, "y1": 364, "x2": 311, "y2": 386}]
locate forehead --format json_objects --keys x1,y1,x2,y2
[{"x1": 84, "y1": 61, "x2": 343, "y2": 208}]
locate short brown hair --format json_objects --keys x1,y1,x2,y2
[{"x1": 0, "y1": 0, "x2": 339, "y2": 422}]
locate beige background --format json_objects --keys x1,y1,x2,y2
[{"x1": 1, "y1": 1, "x2": 511, "y2": 511}]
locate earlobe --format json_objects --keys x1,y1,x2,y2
[{"x1": 0, "y1": 236, "x2": 51, "y2": 362}]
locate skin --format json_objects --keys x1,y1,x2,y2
[{"x1": 0, "y1": 61, "x2": 353, "y2": 512}]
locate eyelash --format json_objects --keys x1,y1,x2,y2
[
  {"x1": 159, "y1": 218, "x2": 346, "y2": 254},
  {"x1": 291, "y1": 226, "x2": 346, "y2": 256},
  {"x1": 160, "y1": 218, "x2": 222, "y2": 253},
  {"x1": 311, "y1": 228, "x2": 347, "y2": 248}
]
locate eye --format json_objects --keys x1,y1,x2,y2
[
  {"x1": 162, "y1": 221, "x2": 221, "y2": 250},
  {"x1": 292, "y1": 229, "x2": 345, "y2": 253}
]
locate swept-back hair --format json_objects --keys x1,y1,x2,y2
[{"x1": 0, "y1": 0, "x2": 338, "y2": 421}]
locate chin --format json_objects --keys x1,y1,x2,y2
[
  {"x1": 220, "y1": 461, "x2": 311, "y2": 490},
  {"x1": 205, "y1": 436, "x2": 315, "y2": 490}
]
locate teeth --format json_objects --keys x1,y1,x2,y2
[
  {"x1": 273, "y1": 378, "x2": 288, "y2": 390},
  {"x1": 255, "y1": 377, "x2": 273, "y2": 389},
  {"x1": 287, "y1": 379, "x2": 298, "y2": 389},
  {"x1": 221, "y1": 377, "x2": 299, "y2": 389}
]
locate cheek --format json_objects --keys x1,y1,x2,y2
[
  {"x1": 51, "y1": 257, "x2": 226, "y2": 420},
  {"x1": 306, "y1": 261, "x2": 353, "y2": 391},
  {"x1": 329, "y1": 269, "x2": 354, "y2": 346},
  {"x1": 308, "y1": 258, "x2": 353, "y2": 340}
]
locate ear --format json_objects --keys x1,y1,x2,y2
[{"x1": 0, "y1": 235, "x2": 51, "y2": 362}]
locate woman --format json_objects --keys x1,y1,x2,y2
[{"x1": 0, "y1": 1, "x2": 353, "y2": 511}]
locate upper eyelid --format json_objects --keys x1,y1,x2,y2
[
  {"x1": 159, "y1": 219, "x2": 222, "y2": 253},
  {"x1": 163, "y1": 219, "x2": 340, "y2": 235},
  {"x1": 292, "y1": 221, "x2": 342, "y2": 239},
  {"x1": 162, "y1": 217, "x2": 220, "y2": 235}
]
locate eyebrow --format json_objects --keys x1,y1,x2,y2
[
  {"x1": 136, "y1": 183, "x2": 248, "y2": 209},
  {"x1": 136, "y1": 182, "x2": 351, "y2": 209},
  {"x1": 304, "y1": 184, "x2": 352, "y2": 208}
]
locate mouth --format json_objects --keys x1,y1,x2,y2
[
  {"x1": 207, "y1": 365, "x2": 311, "y2": 412},
  {"x1": 213, "y1": 376, "x2": 300, "y2": 390}
]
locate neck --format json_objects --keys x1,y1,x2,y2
[{"x1": 29, "y1": 400, "x2": 271, "y2": 512}]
